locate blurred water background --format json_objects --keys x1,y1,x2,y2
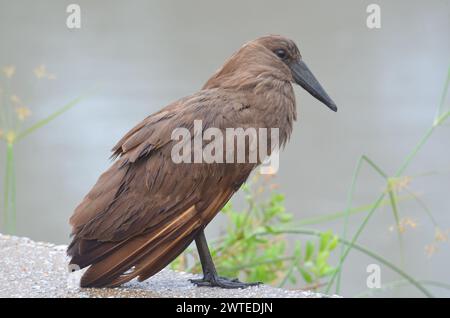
[{"x1": 0, "y1": 0, "x2": 449, "y2": 297}]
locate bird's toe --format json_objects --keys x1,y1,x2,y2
[{"x1": 190, "y1": 276, "x2": 262, "y2": 289}]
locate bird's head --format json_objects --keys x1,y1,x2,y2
[{"x1": 204, "y1": 35, "x2": 337, "y2": 112}]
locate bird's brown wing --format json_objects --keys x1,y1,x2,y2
[{"x1": 68, "y1": 89, "x2": 256, "y2": 287}]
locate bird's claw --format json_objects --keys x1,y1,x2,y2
[{"x1": 190, "y1": 276, "x2": 262, "y2": 289}]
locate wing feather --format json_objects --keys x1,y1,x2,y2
[{"x1": 68, "y1": 89, "x2": 257, "y2": 287}]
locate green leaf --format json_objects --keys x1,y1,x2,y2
[
  {"x1": 316, "y1": 251, "x2": 330, "y2": 267},
  {"x1": 279, "y1": 213, "x2": 293, "y2": 223},
  {"x1": 305, "y1": 241, "x2": 314, "y2": 262},
  {"x1": 328, "y1": 236, "x2": 339, "y2": 251},
  {"x1": 271, "y1": 193, "x2": 285, "y2": 203},
  {"x1": 319, "y1": 231, "x2": 332, "y2": 252},
  {"x1": 321, "y1": 266, "x2": 337, "y2": 277},
  {"x1": 299, "y1": 267, "x2": 313, "y2": 284},
  {"x1": 293, "y1": 241, "x2": 302, "y2": 261}
]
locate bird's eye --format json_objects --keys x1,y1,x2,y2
[{"x1": 274, "y1": 49, "x2": 288, "y2": 60}]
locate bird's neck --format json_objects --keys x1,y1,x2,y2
[
  {"x1": 204, "y1": 68, "x2": 297, "y2": 148},
  {"x1": 254, "y1": 79, "x2": 297, "y2": 147},
  {"x1": 203, "y1": 52, "x2": 297, "y2": 147}
]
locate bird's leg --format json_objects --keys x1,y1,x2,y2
[{"x1": 190, "y1": 229, "x2": 262, "y2": 289}]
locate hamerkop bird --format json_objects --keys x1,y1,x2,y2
[{"x1": 68, "y1": 35, "x2": 337, "y2": 288}]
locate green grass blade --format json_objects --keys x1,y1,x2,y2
[
  {"x1": 335, "y1": 155, "x2": 389, "y2": 293},
  {"x1": 2, "y1": 143, "x2": 14, "y2": 233},
  {"x1": 265, "y1": 229, "x2": 433, "y2": 297},
  {"x1": 435, "y1": 110, "x2": 450, "y2": 127},
  {"x1": 15, "y1": 95, "x2": 84, "y2": 142},
  {"x1": 404, "y1": 188, "x2": 439, "y2": 226},
  {"x1": 2, "y1": 146, "x2": 10, "y2": 232},
  {"x1": 354, "y1": 279, "x2": 450, "y2": 297},
  {"x1": 278, "y1": 244, "x2": 302, "y2": 287},
  {"x1": 328, "y1": 68, "x2": 449, "y2": 295},
  {"x1": 326, "y1": 192, "x2": 386, "y2": 293},
  {"x1": 399, "y1": 66, "x2": 449, "y2": 176},
  {"x1": 9, "y1": 145, "x2": 16, "y2": 233},
  {"x1": 396, "y1": 126, "x2": 436, "y2": 178},
  {"x1": 219, "y1": 256, "x2": 294, "y2": 272},
  {"x1": 295, "y1": 195, "x2": 412, "y2": 227},
  {"x1": 387, "y1": 186, "x2": 405, "y2": 268},
  {"x1": 434, "y1": 65, "x2": 450, "y2": 125},
  {"x1": 361, "y1": 155, "x2": 389, "y2": 179}
]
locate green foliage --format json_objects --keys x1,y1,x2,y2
[
  {"x1": 173, "y1": 67, "x2": 450, "y2": 296},
  {"x1": 171, "y1": 176, "x2": 339, "y2": 289}
]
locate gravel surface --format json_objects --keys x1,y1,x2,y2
[{"x1": 0, "y1": 234, "x2": 337, "y2": 298}]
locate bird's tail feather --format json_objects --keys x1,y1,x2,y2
[
  {"x1": 106, "y1": 218, "x2": 200, "y2": 287},
  {"x1": 78, "y1": 205, "x2": 200, "y2": 288}
]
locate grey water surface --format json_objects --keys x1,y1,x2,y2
[{"x1": 0, "y1": 0, "x2": 449, "y2": 297}]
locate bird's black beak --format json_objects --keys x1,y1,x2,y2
[{"x1": 291, "y1": 60, "x2": 337, "y2": 112}]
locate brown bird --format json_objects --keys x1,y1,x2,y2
[{"x1": 68, "y1": 35, "x2": 337, "y2": 289}]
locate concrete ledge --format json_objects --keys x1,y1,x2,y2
[{"x1": 0, "y1": 234, "x2": 337, "y2": 298}]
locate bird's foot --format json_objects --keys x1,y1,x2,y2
[{"x1": 190, "y1": 275, "x2": 262, "y2": 289}]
